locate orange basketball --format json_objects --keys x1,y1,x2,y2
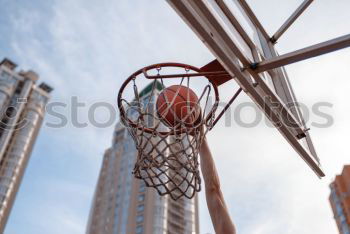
[{"x1": 156, "y1": 85, "x2": 201, "y2": 128}]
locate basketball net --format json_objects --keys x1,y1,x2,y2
[{"x1": 118, "y1": 63, "x2": 219, "y2": 200}]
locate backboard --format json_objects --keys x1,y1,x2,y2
[{"x1": 165, "y1": 0, "x2": 345, "y2": 177}]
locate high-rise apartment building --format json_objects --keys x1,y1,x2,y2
[
  {"x1": 86, "y1": 82, "x2": 199, "y2": 234},
  {"x1": 0, "y1": 58, "x2": 53, "y2": 232},
  {"x1": 329, "y1": 165, "x2": 350, "y2": 234}
]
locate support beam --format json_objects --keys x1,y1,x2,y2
[
  {"x1": 235, "y1": 0, "x2": 270, "y2": 41},
  {"x1": 188, "y1": 0, "x2": 253, "y2": 66},
  {"x1": 271, "y1": 0, "x2": 314, "y2": 43},
  {"x1": 252, "y1": 34, "x2": 350, "y2": 72},
  {"x1": 216, "y1": 0, "x2": 257, "y2": 51}
]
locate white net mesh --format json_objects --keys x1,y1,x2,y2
[{"x1": 118, "y1": 63, "x2": 219, "y2": 200}]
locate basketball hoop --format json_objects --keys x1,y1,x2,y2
[{"x1": 117, "y1": 63, "x2": 223, "y2": 200}]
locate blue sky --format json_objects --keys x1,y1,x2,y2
[{"x1": 1, "y1": 0, "x2": 350, "y2": 233}]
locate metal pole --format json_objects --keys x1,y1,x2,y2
[
  {"x1": 235, "y1": 0, "x2": 270, "y2": 41},
  {"x1": 252, "y1": 34, "x2": 350, "y2": 72},
  {"x1": 143, "y1": 71, "x2": 229, "y2": 79},
  {"x1": 271, "y1": 0, "x2": 314, "y2": 43},
  {"x1": 216, "y1": 0, "x2": 257, "y2": 51},
  {"x1": 211, "y1": 88, "x2": 242, "y2": 129},
  {"x1": 189, "y1": 0, "x2": 253, "y2": 66}
]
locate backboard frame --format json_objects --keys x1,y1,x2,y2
[{"x1": 167, "y1": 0, "x2": 350, "y2": 177}]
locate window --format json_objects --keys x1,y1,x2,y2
[
  {"x1": 336, "y1": 203, "x2": 343, "y2": 215},
  {"x1": 0, "y1": 195, "x2": 5, "y2": 203},
  {"x1": 138, "y1": 194, "x2": 145, "y2": 202},
  {"x1": 154, "y1": 206, "x2": 163, "y2": 216},
  {"x1": 139, "y1": 182, "x2": 146, "y2": 192},
  {"x1": 1, "y1": 71, "x2": 11, "y2": 78},
  {"x1": 136, "y1": 225, "x2": 143, "y2": 234},
  {"x1": 0, "y1": 186, "x2": 7, "y2": 194},
  {"x1": 340, "y1": 213, "x2": 346, "y2": 222},
  {"x1": 115, "y1": 129, "x2": 125, "y2": 142},
  {"x1": 136, "y1": 215, "x2": 144, "y2": 223},
  {"x1": 342, "y1": 223, "x2": 350, "y2": 234},
  {"x1": 6, "y1": 167, "x2": 16, "y2": 176},
  {"x1": 14, "y1": 80, "x2": 24, "y2": 94},
  {"x1": 137, "y1": 204, "x2": 144, "y2": 212}
]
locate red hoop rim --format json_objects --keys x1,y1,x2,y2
[{"x1": 117, "y1": 62, "x2": 220, "y2": 135}]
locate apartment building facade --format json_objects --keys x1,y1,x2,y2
[
  {"x1": 330, "y1": 165, "x2": 350, "y2": 234},
  {"x1": 0, "y1": 58, "x2": 52, "y2": 232},
  {"x1": 86, "y1": 82, "x2": 199, "y2": 234}
]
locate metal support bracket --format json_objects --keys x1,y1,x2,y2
[{"x1": 210, "y1": 87, "x2": 243, "y2": 129}]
